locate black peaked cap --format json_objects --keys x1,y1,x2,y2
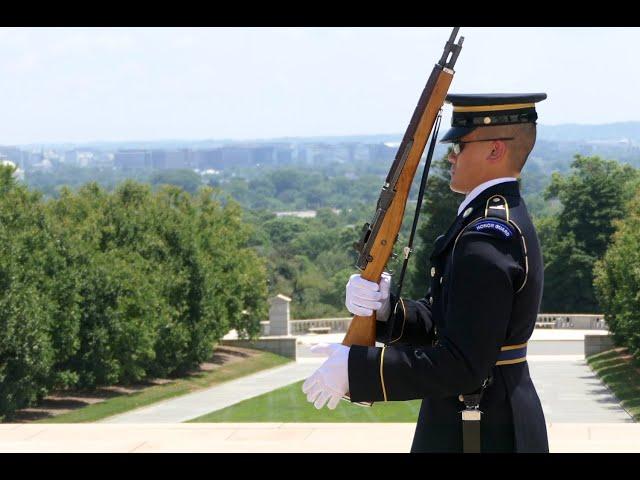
[{"x1": 439, "y1": 93, "x2": 547, "y2": 143}]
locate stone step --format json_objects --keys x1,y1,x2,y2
[{"x1": 1, "y1": 423, "x2": 638, "y2": 453}]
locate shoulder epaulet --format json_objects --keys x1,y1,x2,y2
[
  {"x1": 470, "y1": 195, "x2": 516, "y2": 240},
  {"x1": 484, "y1": 194, "x2": 510, "y2": 221},
  {"x1": 454, "y1": 194, "x2": 529, "y2": 293},
  {"x1": 460, "y1": 195, "x2": 517, "y2": 241}
]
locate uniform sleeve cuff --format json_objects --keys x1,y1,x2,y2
[{"x1": 348, "y1": 345, "x2": 385, "y2": 403}]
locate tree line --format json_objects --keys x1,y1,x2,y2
[{"x1": 0, "y1": 167, "x2": 267, "y2": 420}]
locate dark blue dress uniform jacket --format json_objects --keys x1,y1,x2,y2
[{"x1": 348, "y1": 181, "x2": 549, "y2": 453}]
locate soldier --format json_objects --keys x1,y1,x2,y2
[{"x1": 302, "y1": 93, "x2": 549, "y2": 453}]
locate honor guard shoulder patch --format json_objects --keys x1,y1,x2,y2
[{"x1": 473, "y1": 219, "x2": 515, "y2": 239}]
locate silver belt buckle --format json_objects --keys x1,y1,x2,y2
[{"x1": 461, "y1": 408, "x2": 481, "y2": 421}]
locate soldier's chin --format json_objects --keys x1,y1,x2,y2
[{"x1": 449, "y1": 177, "x2": 464, "y2": 194}]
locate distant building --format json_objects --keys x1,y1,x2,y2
[
  {"x1": 114, "y1": 149, "x2": 152, "y2": 170},
  {"x1": 194, "y1": 149, "x2": 223, "y2": 170},
  {"x1": 151, "y1": 149, "x2": 192, "y2": 170},
  {"x1": 92, "y1": 152, "x2": 114, "y2": 168},
  {"x1": 275, "y1": 210, "x2": 317, "y2": 218},
  {"x1": 251, "y1": 146, "x2": 275, "y2": 165},
  {"x1": 368, "y1": 144, "x2": 396, "y2": 162},
  {"x1": 297, "y1": 143, "x2": 333, "y2": 165},
  {"x1": 295, "y1": 146, "x2": 308, "y2": 163},
  {"x1": 277, "y1": 208, "x2": 342, "y2": 217},
  {"x1": 312, "y1": 144, "x2": 334, "y2": 163},
  {"x1": 29, "y1": 151, "x2": 44, "y2": 165},
  {"x1": 221, "y1": 146, "x2": 252, "y2": 167},
  {"x1": 151, "y1": 150, "x2": 167, "y2": 169},
  {"x1": 64, "y1": 150, "x2": 78, "y2": 165},
  {"x1": 200, "y1": 168, "x2": 220, "y2": 176},
  {"x1": 0, "y1": 146, "x2": 24, "y2": 166},
  {"x1": 168, "y1": 149, "x2": 192, "y2": 169},
  {"x1": 352, "y1": 143, "x2": 371, "y2": 162},
  {"x1": 332, "y1": 144, "x2": 352, "y2": 164},
  {"x1": 275, "y1": 147, "x2": 293, "y2": 164},
  {"x1": 76, "y1": 152, "x2": 94, "y2": 167},
  {"x1": 344, "y1": 143, "x2": 357, "y2": 163}
]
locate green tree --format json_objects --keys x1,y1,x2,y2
[
  {"x1": 150, "y1": 170, "x2": 203, "y2": 194},
  {"x1": 594, "y1": 186, "x2": 640, "y2": 360},
  {"x1": 541, "y1": 155, "x2": 638, "y2": 312},
  {"x1": 0, "y1": 166, "x2": 56, "y2": 419},
  {"x1": 0, "y1": 167, "x2": 269, "y2": 417},
  {"x1": 47, "y1": 181, "x2": 268, "y2": 386},
  {"x1": 72, "y1": 250, "x2": 163, "y2": 386}
]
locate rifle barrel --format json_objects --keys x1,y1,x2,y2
[{"x1": 439, "y1": 27, "x2": 464, "y2": 70}]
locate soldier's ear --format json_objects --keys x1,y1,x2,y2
[{"x1": 487, "y1": 140, "x2": 507, "y2": 163}]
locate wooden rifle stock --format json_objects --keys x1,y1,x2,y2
[{"x1": 343, "y1": 28, "x2": 464, "y2": 349}]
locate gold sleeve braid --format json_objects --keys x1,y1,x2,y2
[
  {"x1": 379, "y1": 346, "x2": 388, "y2": 401},
  {"x1": 388, "y1": 298, "x2": 407, "y2": 345}
]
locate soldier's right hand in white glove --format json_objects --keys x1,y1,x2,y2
[{"x1": 345, "y1": 272, "x2": 392, "y2": 321}]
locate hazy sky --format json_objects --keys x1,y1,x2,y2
[{"x1": 0, "y1": 27, "x2": 639, "y2": 145}]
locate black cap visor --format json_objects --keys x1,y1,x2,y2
[{"x1": 439, "y1": 126, "x2": 476, "y2": 144}]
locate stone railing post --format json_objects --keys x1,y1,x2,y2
[{"x1": 269, "y1": 294, "x2": 292, "y2": 336}]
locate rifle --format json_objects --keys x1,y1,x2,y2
[{"x1": 343, "y1": 27, "x2": 464, "y2": 348}]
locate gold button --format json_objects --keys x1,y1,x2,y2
[
  {"x1": 430, "y1": 267, "x2": 436, "y2": 277},
  {"x1": 483, "y1": 117, "x2": 492, "y2": 124}
]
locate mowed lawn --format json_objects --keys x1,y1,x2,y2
[
  {"x1": 587, "y1": 347, "x2": 640, "y2": 421},
  {"x1": 189, "y1": 380, "x2": 422, "y2": 422},
  {"x1": 33, "y1": 350, "x2": 290, "y2": 423}
]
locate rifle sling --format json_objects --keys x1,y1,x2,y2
[{"x1": 388, "y1": 111, "x2": 442, "y2": 345}]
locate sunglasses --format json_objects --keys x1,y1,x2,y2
[{"x1": 451, "y1": 137, "x2": 514, "y2": 156}]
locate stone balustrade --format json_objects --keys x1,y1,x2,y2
[
  {"x1": 289, "y1": 318, "x2": 352, "y2": 334},
  {"x1": 536, "y1": 313, "x2": 607, "y2": 330},
  {"x1": 287, "y1": 314, "x2": 607, "y2": 333}
]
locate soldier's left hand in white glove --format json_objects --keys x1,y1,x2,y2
[{"x1": 302, "y1": 343, "x2": 350, "y2": 410}]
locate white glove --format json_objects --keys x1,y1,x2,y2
[
  {"x1": 301, "y1": 343, "x2": 350, "y2": 410},
  {"x1": 345, "y1": 272, "x2": 392, "y2": 321}
]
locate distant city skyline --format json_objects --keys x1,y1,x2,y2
[{"x1": 1, "y1": 27, "x2": 639, "y2": 145}]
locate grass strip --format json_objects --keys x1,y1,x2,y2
[
  {"x1": 188, "y1": 380, "x2": 421, "y2": 423},
  {"x1": 587, "y1": 347, "x2": 640, "y2": 421},
  {"x1": 36, "y1": 351, "x2": 291, "y2": 423}
]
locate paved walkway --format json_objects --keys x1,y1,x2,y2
[
  {"x1": 528, "y1": 356, "x2": 633, "y2": 423},
  {"x1": 102, "y1": 359, "x2": 323, "y2": 424},
  {"x1": 2, "y1": 423, "x2": 639, "y2": 452}
]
